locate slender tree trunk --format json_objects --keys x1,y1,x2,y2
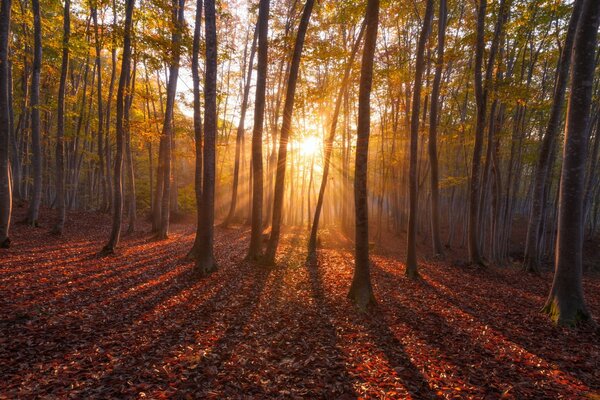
[
  {"x1": 92, "y1": 5, "x2": 107, "y2": 212},
  {"x1": 187, "y1": 0, "x2": 204, "y2": 259},
  {"x1": 0, "y1": 0, "x2": 11, "y2": 248},
  {"x1": 467, "y1": 0, "x2": 487, "y2": 265},
  {"x1": 27, "y1": 0, "x2": 42, "y2": 226},
  {"x1": 157, "y1": 0, "x2": 185, "y2": 240},
  {"x1": 428, "y1": 0, "x2": 447, "y2": 257},
  {"x1": 53, "y1": 0, "x2": 70, "y2": 235},
  {"x1": 406, "y1": 0, "x2": 434, "y2": 279},
  {"x1": 524, "y1": 0, "x2": 583, "y2": 273},
  {"x1": 194, "y1": 0, "x2": 218, "y2": 275},
  {"x1": 125, "y1": 57, "x2": 137, "y2": 234},
  {"x1": 101, "y1": 0, "x2": 134, "y2": 253},
  {"x1": 222, "y1": 24, "x2": 257, "y2": 228},
  {"x1": 348, "y1": 0, "x2": 379, "y2": 310},
  {"x1": 247, "y1": 0, "x2": 270, "y2": 261},
  {"x1": 264, "y1": 0, "x2": 315, "y2": 265},
  {"x1": 307, "y1": 20, "x2": 366, "y2": 257},
  {"x1": 542, "y1": 0, "x2": 600, "y2": 326}
]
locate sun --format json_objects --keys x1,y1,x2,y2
[{"x1": 298, "y1": 135, "x2": 320, "y2": 157}]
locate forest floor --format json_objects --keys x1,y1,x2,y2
[{"x1": 1, "y1": 206, "x2": 600, "y2": 399}]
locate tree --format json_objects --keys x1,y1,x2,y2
[
  {"x1": 53, "y1": 0, "x2": 71, "y2": 235},
  {"x1": 156, "y1": 0, "x2": 186, "y2": 240},
  {"x1": 0, "y1": 0, "x2": 11, "y2": 248},
  {"x1": 222, "y1": 24, "x2": 257, "y2": 228},
  {"x1": 194, "y1": 0, "x2": 218, "y2": 276},
  {"x1": 247, "y1": 0, "x2": 269, "y2": 261},
  {"x1": 348, "y1": 0, "x2": 379, "y2": 310},
  {"x1": 428, "y1": 0, "x2": 447, "y2": 258},
  {"x1": 187, "y1": 0, "x2": 203, "y2": 259},
  {"x1": 102, "y1": 0, "x2": 134, "y2": 253},
  {"x1": 406, "y1": 0, "x2": 434, "y2": 279},
  {"x1": 523, "y1": 0, "x2": 583, "y2": 273},
  {"x1": 543, "y1": 0, "x2": 600, "y2": 326},
  {"x1": 263, "y1": 0, "x2": 315, "y2": 266},
  {"x1": 26, "y1": 0, "x2": 42, "y2": 226}
]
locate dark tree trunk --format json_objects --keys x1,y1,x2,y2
[
  {"x1": 92, "y1": 5, "x2": 107, "y2": 212},
  {"x1": 157, "y1": 0, "x2": 185, "y2": 240},
  {"x1": 307, "y1": 20, "x2": 366, "y2": 257},
  {"x1": 263, "y1": 0, "x2": 315, "y2": 266},
  {"x1": 524, "y1": 0, "x2": 583, "y2": 273},
  {"x1": 348, "y1": 0, "x2": 379, "y2": 310},
  {"x1": 27, "y1": 0, "x2": 42, "y2": 226},
  {"x1": 406, "y1": 0, "x2": 434, "y2": 279},
  {"x1": 542, "y1": 0, "x2": 600, "y2": 326},
  {"x1": 247, "y1": 0, "x2": 270, "y2": 261},
  {"x1": 0, "y1": 0, "x2": 11, "y2": 248},
  {"x1": 194, "y1": 0, "x2": 218, "y2": 275},
  {"x1": 467, "y1": 0, "x2": 487, "y2": 265},
  {"x1": 53, "y1": 0, "x2": 70, "y2": 235},
  {"x1": 101, "y1": 0, "x2": 134, "y2": 253},
  {"x1": 428, "y1": 0, "x2": 447, "y2": 258},
  {"x1": 187, "y1": 0, "x2": 203, "y2": 260},
  {"x1": 125, "y1": 57, "x2": 137, "y2": 234}
]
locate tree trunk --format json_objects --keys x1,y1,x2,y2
[
  {"x1": 92, "y1": 5, "x2": 107, "y2": 212},
  {"x1": 157, "y1": 0, "x2": 185, "y2": 240},
  {"x1": 348, "y1": 0, "x2": 379, "y2": 310},
  {"x1": 247, "y1": 0, "x2": 270, "y2": 261},
  {"x1": 406, "y1": 0, "x2": 434, "y2": 279},
  {"x1": 194, "y1": 0, "x2": 218, "y2": 275},
  {"x1": 101, "y1": 0, "x2": 134, "y2": 253},
  {"x1": 263, "y1": 0, "x2": 315, "y2": 266},
  {"x1": 427, "y1": 0, "x2": 447, "y2": 258},
  {"x1": 222, "y1": 23, "x2": 257, "y2": 228},
  {"x1": 0, "y1": 0, "x2": 11, "y2": 248},
  {"x1": 27, "y1": 0, "x2": 42, "y2": 226},
  {"x1": 543, "y1": 0, "x2": 600, "y2": 326},
  {"x1": 53, "y1": 0, "x2": 70, "y2": 235},
  {"x1": 307, "y1": 20, "x2": 366, "y2": 257},
  {"x1": 524, "y1": 0, "x2": 583, "y2": 273}
]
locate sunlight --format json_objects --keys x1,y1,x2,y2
[{"x1": 298, "y1": 135, "x2": 321, "y2": 157}]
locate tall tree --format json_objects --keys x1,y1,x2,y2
[
  {"x1": 348, "y1": 0, "x2": 379, "y2": 310},
  {"x1": 157, "y1": 0, "x2": 185, "y2": 239},
  {"x1": 222, "y1": 24, "x2": 257, "y2": 228},
  {"x1": 406, "y1": 0, "x2": 434, "y2": 279},
  {"x1": 307, "y1": 20, "x2": 366, "y2": 258},
  {"x1": 187, "y1": 0, "x2": 203, "y2": 259},
  {"x1": 467, "y1": 0, "x2": 487, "y2": 265},
  {"x1": 543, "y1": 0, "x2": 600, "y2": 326},
  {"x1": 523, "y1": 0, "x2": 583, "y2": 273},
  {"x1": 263, "y1": 0, "x2": 315, "y2": 266},
  {"x1": 53, "y1": 0, "x2": 71, "y2": 235},
  {"x1": 194, "y1": 0, "x2": 217, "y2": 275},
  {"x1": 92, "y1": 3, "x2": 108, "y2": 212},
  {"x1": 26, "y1": 0, "x2": 42, "y2": 226},
  {"x1": 428, "y1": 0, "x2": 447, "y2": 258},
  {"x1": 247, "y1": 0, "x2": 269, "y2": 261},
  {"x1": 0, "y1": 0, "x2": 11, "y2": 248},
  {"x1": 102, "y1": 0, "x2": 134, "y2": 253}
]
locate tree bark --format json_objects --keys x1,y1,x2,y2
[
  {"x1": 0, "y1": 0, "x2": 11, "y2": 248},
  {"x1": 263, "y1": 0, "x2": 315, "y2": 266},
  {"x1": 194, "y1": 0, "x2": 218, "y2": 275},
  {"x1": 27, "y1": 0, "x2": 42, "y2": 226},
  {"x1": 524, "y1": 0, "x2": 583, "y2": 273},
  {"x1": 542, "y1": 0, "x2": 600, "y2": 326},
  {"x1": 247, "y1": 0, "x2": 270, "y2": 261},
  {"x1": 102, "y1": 0, "x2": 134, "y2": 253},
  {"x1": 53, "y1": 0, "x2": 70, "y2": 235},
  {"x1": 348, "y1": 0, "x2": 379, "y2": 310},
  {"x1": 406, "y1": 0, "x2": 434, "y2": 279}
]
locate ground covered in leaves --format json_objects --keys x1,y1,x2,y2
[{"x1": 1, "y1": 208, "x2": 600, "y2": 399}]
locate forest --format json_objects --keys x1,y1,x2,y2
[{"x1": 1, "y1": 0, "x2": 600, "y2": 397}]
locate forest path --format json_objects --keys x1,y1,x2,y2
[{"x1": 1, "y1": 208, "x2": 599, "y2": 398}]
